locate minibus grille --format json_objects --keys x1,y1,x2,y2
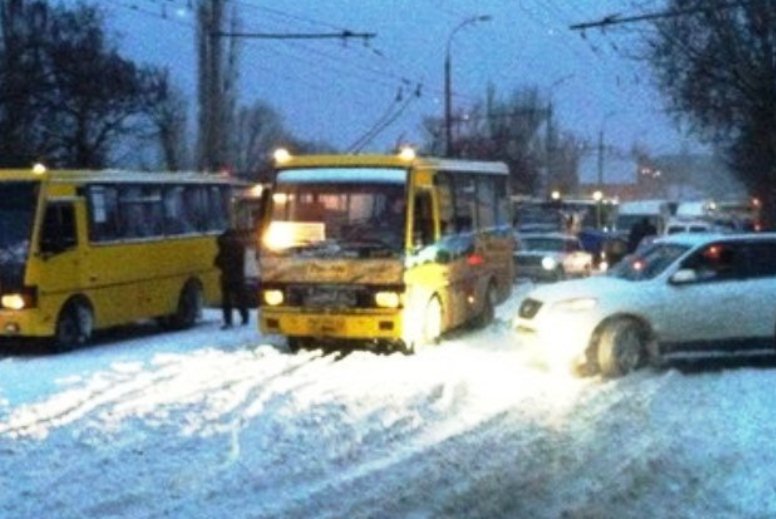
[
  {"x1": 284, "y1": 284, "x2": 403, "y2": 309},
  {"x1": 286, "y1": 285, "x2": 361, "y2": 309}
]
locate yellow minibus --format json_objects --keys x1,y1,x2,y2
[
  {"x1": 258, "y1": 149, "x2": 514, "y2": 353},
  {"x1": 0, "y1": 166, "x2": 239, "y2": 350}
]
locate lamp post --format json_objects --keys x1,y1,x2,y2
[
  {"x1": 597, "y1": 111, "x2": 616, "y2": 190},
  {"x1": 593, "y1": 189, "x2": 604, "y2": 229},
  {"x1": 444, "y1": 15, "x2": 491, "y2": 157},
  {"x1": 544, "y1": 74, "x2": 574, "y2": 196}
]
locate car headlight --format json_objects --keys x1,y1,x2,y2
[
  {"x1": 262, "y1": 289, "x2": 284, "y2": 306},
  {"x1": 375, "y1": 291, "x2": 401, "y2": 308},
  {"x1": 541, "y1": 256, "x2": 558, "y2": 270},
  {"x1": 551, "y1": 297, "x2": 598, "y2": 312}
]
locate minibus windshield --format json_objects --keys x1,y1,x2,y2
[
  {"x1": 0, "y1": 182, "x2": 39, "y2": 285},
  {"x1": 264, "y1": 168, "x2": 407, "y2": 257}
]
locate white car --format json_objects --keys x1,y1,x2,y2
[
  {"x1": 664, "y1": 218, "x2": 730, "y2": 235},
  {"x1": 514, "y1": 233, "x2": 776, "y2": 377},
  {"x1": 514, "y1": 233, "x2": 593, "y2": 281}
]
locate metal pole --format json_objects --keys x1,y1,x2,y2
[
  {"x1": 597, "y1": 128, "x2": 604, "y2": 189},
  {"x1": 444, "y1": 52, "x2": 452, "y2": 156},
  {"x1": 443, "y1": 15, "x2": 491, "y2": 158}
]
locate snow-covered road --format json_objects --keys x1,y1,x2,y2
[{"x1": 2, "y1": 285, "x2": 776, "y2": 518}]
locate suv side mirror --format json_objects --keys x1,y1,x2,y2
[{"x1": 670, "y1": 268, "x2": 697, "y2": 284}]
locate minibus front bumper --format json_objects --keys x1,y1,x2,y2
[{"x1": 260, "y1": 307, "x2": 404, "y2": 342}]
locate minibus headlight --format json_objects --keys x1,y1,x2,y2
[
  {"x1": 263, "y1": 289, "x2": 284, "y2": 306},
  {"x1": 2, "y1": 294, "x2": 27, "y2": 310},
  {"x1": 1, "y1": 287, "x2": 36, "y2": 310},
  {"x1": 375, "y1": 291, "x2": 401, "y2": 308}
]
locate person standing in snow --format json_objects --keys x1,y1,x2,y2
[{"x1": 214, "y1": 228, "x2": 249, "y2": 329}]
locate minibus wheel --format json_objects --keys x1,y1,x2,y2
[
  {"x1": 287, "y1": 337, "x2": 309, "y2": 353},
  {"x1": 170, "y1": 280, "x2": 203, "y2": 329},
  {"x1": 404, "y1": 296, "x2": 443, "y2": 355},
  {"x1": 54, "y1": 301, "x2": 93, "y2": 352}
]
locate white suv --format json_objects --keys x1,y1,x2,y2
[{"x1": 514, "y1": 233, "x2": 776, "y2": 377}]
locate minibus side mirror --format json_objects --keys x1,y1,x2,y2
[{"x1": 435, "y1": 249, "x2": 452, "y2": 264}]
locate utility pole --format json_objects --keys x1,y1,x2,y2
[
  {"x1": 195, "y1": 0, "x2": 376, "y2": 173},
  {"x1": 196, "y1": 0, "x2": 227, "y2": 173}
]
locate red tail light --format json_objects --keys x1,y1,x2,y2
[{"x1": 467, "y1": 253, "x2": 484, "y2": 266}]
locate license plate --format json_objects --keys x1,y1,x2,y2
[{"x1": 310, "y1": 317, "x2": 345, "y2": 336}]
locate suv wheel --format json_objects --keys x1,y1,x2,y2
[{"x1": 597, "y1": 318, "x2": 646, "y2": 377}]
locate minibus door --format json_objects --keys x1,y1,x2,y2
[{"x1": 37, "y1": 201, "x2": 81, "y2": 295}]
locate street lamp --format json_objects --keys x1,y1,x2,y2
[{"x1": 444, "y1": 15, "x2": 491, "y2": 157}]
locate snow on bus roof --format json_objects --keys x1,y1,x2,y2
[
  {"x1": 277, "y1": 154, "x2": 509, "y2": 176},
  {"x1": 49, "y1": 169, "x2": 238, "y2": 184},
  {"x1": 276, "y1": 167, "x2": 407, "y2": 184}
]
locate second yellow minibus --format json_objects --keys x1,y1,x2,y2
[{"x1": 258, "y1": 150, "x2": 515, "y2": 353}]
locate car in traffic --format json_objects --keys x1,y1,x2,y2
[
  {"x1": 633, "y1": 217, "x2": 733, "y2": 253},
  {"x1": 663, "y1": 217, "x2": 737, "y2": 235},
  {"x1": 513, "y1": 232, "x2": 776, "y2": 377},
  {"x1": 514, "y1": 233, "x2": 594, "y2": 281}
]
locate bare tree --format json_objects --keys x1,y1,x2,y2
[
  {"x1": 234, "y1": 101, "x2": 286, "y2": 179},
  {"x1": 145, "y1": 70, "x2": 189, "y2": 171},
  {"x1": 42, "y1": 4, "x2": 166, "y2": 168},
  {"x1": 232, "y1": 100, "x2": 337, "y2": 181},
  {"x1": 0, "y1": 0, "x2": 49, "y2": 166},
  {"x1": 646, "y1": 0, "x2": 776, "y2": 226},
  {"x1": 422, "y1": 85, "x2": 553, "y2": 195},
  {"x1": 0, "y1": 1, "x2": 170, "y2": 168},
  {"x1": 549, "y1": 132, "x2": 584, "y2": 195}
]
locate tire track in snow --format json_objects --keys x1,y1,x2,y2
[
  {"x1": 0, "y1": 348, "x2": 330, "y2": 439},
  {"x1": 250, "y1": 348, "x2": 538, "y2": 516}
]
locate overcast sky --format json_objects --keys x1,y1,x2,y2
[{"x1": 102, "y1": 0, "x2": 692, "y2": 168}]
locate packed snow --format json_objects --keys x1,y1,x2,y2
[{"x1": 2, "y1": 282, "x2": 776, "y2": 518}]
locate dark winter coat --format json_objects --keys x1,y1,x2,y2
[{"x1": 214, "y1": 229, "x2": 246, "y2": 285}]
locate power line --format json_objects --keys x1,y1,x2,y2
[
  {"x1": 569, "y1": 1, "x2": 748, "y2": 31},
  {"x1": 114, "y1": 1, "x2": 431, "y2": 97},
  {"x1": 113, "y1": 0, "x2": 196, "y2": 28},
  {"x1": 110, "y1": 0, "x2": 477, "y2": 138},
  {"x1": 348, "y1": 85, "x2": 422, "y2": 153},
  {"x1": 224, "y1": 0, "x2": 344, "y2": 31},
  {"x1": 212, "y1": 29, "x2": 376, "y2": 41}
]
